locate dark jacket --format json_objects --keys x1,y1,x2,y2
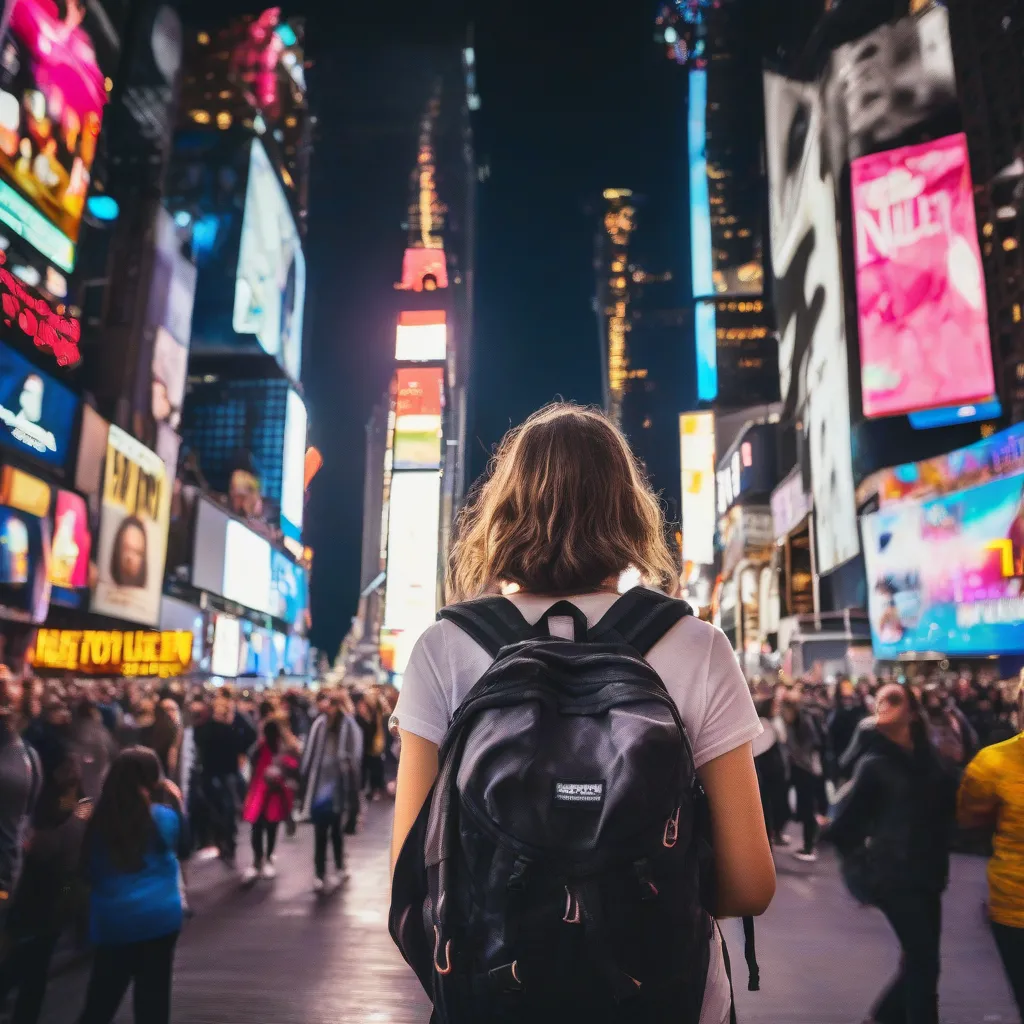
[
  {"x1": 827, "y1": 703, "x2": 868, "y2": 776},
  {"x1": 824, "y1": 728, "x2": 958, "y2": 898}
]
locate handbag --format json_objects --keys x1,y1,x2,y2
[{"x1": 310, "y1": 780, "x2": 337, "y2": 825}]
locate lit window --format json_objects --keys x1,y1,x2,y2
[
  {"x1": 216, "y1": 111, "x2": 232, "y2": 129},
  {"x1": 104, "y1": 77, "x2": 113, "y2": 93},
  {"x1": 1004, "y1": 237, "x2": 1019, "y2": 251},
  {"x1": 642, "y1": 418, "x2": 652, "y2": 429},
  {"x1": 197, "y1": 31, "x2": 210, "y2": 45},
  {"x1": 189, "y1": 109, "x2": 211, "y2": 125},
  {"x1": 219, "y1": 90, "x2": 232, "y2": 99}
]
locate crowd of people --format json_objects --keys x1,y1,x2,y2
[
  {"x1": 0, "y1": 667, "x2": 396, "y2": 1024},
  {"x1": 748, "y1": 666, "x2": 1024, "y2": 1023}
]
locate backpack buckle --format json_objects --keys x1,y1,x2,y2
[
  {"x1": 562, "y1": 887, "x2": 581, "y2": 924},
  {"x1": 663, "y1": 807, "x2": 681, "y2": 849}
]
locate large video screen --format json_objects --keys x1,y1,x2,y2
[
  {"x1": 688, "y1": 68, "x2": 713, "y2": 301},
  {"x1": 48, "y1": 488, "x2": 89, "y2": 608},
  {"x1": 0, "y1": 502, "x2": 49, "y2": 622},
  {"x1": 863, "y1": 471, "x2": 1024, "y2": 657},
  {"x1": 852, "y1": 133, "x2": 994, "y2": 419},
  {"x1": 393, "y1": 367, "x2": 443, "y2": 471},
  {"x1": 0, "y1": 340, "x2": 76, "y2": 467},
  {"x1": 765, "y1": 70, "x2": 859, "y2": 576},
  {"x1": 91, "y1": 426, "x2": 170, "y2": 627},
  {"x1": 270, "y1": 548, "x2": 307, "y2": 626},
  {"x1": 383, "y1": 471, "x2": 440, "y2": 670},
  {"x1": 694, "y1": 301, "x2": 717, "y2": 403},
  {"x1": 680, "y1": 412, "x2": 716, "y2": 566},
  {"x1": 280, "y1": 388, "x2": 306, "y2": 541},
  {"x1": 223, "y1": 517, "x2": 272, "y2": 615},
  {"x1": 0, "y1": 0, "x2": 120, "y2": 270},
  {"x1": 232, "y1": 139, "x2": 305, "y2": 381}
]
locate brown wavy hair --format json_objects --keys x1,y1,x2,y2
[{"x1": 447, "y1": 403, "x2": 678, "y2": 601}]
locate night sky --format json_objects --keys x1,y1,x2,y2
[{"x1": 191, "y1": 2, "x2": 687, "y2": 659}]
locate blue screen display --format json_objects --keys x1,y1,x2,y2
[
  {"x1": 908, "y1": 399, "x2": 1002, "y2": 430},
  {"x1": 271, "y1": 549, "x2": 308, "y2": 626},
  {"x1": 695, "y1": 301, "x2": 717, "y2": 402},
  {"x1": 688, "y1": 69, "x2": 713, "y2": 301},
  {"x1": 0, "y1": 343, "x2": 77, "y2": 467}
]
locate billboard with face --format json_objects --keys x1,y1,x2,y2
[
  {"x1": 91, "y1": 425, "x2": 170, "y2": 627},
  {"x1": 764, "y1": 70, "x2": 859, "y2": 576},
  {"x1": 852, "y1": 133, "x2": 994, "y2": 419}
]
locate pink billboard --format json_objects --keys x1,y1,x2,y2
[{"x1": 852, "y1": 133, "x2": 995, "y2": 420}]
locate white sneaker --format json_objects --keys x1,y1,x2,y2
[
  {"x1": 240, "y1": 866, "x2": 259, "y2": 884},
  {"x1": 793, "y1": 850, "x2": 818, "y2": 863},
  {"x1": 313, "y1": 876, "x2": 325, "y2": 893},
  {"x1": 260, "y1": 861, "x2": 277, "y2": 880}
]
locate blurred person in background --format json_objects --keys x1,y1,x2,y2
[
  {"x1": 0, "y1": 749, "x2": 89, "y2": 1024},
  {"x1": 140, "y1": 700, "x2": 183, "y2": 786},
  {"x1": 824, "y1": 684, "x2": 958, "y2": 1024},
  {"x1": 828, "y1": 679, "x2": 869, "y2": 784},
  {"x1": 957, "y1": 675, "x2": 1024, "y2": 1018},
  {"x1": 302, "y1": 692, "x2": 362, "y2": 891},
  {"x1": 780, "y1": 690, "x2": 826, "y2": 861},
  {"x1": 71, "y1": 699, "x2": 116, "y2": 802},
  {"x1": 752, "y1": 693, "x2": 788, "y2": 847},
  {"x1": 193, "y1": 695, "x2": 249, "y2": 867},
  {"x1": 923, "y1": 684, "x2": 978, "y2": 769},
  {"x1": 357, "y1": 687, "x2": 391, "y2": 803},
  {"x1": 78, "y1": 748, "x2": 189, "y2": 1024},
  {"x1": 240, "y1": 720, "x2": 298, "y2": 884},
  {"x1": 0, "y1": 672, "x2": 39, "y2": 914}
]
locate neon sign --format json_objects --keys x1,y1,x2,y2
[
  {"x1": 0, "y1": 252, "x2": 80, "y2": 366},
  {"x1": 32, "y1": 629, "x2": 194, "y2": 677}
]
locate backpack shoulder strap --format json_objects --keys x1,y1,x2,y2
[
  {"x1": 437, "y1": 597, "x2": 536, "y2": 658},
  {"x1": 588, "y1": 587, "x2": 693, "y2": 656}
]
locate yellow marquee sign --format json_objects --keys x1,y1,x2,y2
[{"x1": 32, "y1": 629, "x2": 193, "y2": 678}]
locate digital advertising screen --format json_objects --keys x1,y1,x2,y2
[
  {"x1": 232, "y1": 138, "x2": 305, "y2": 381},
  {"x1": 0, "y1": 502, "x2": 49, "y2": 622},
  {"x1": 270, "y1": 548, "x2": 306, "y2": 626},
  {"x1": 383, "y1": 471, "x2": 440, "y2": 671},
  {"x1": 48, "y1": 488, "x2": 89, "y2": 607},
  {"x1": 852, "y1": 133, "x2": 995, "y2": 419},
  {"x1": 398, "y1": 247, "x2": 448, "y2": 292},
  {"x1": 280, "y1": 388, "x2": 306, "y2": 541},
  {"x1": 680, "y1": 412, "x2": 716, "y2": 566},
  {"x1": 0, "y1": 0, "x2": 120, "y2": 271},
  {"x1": 688, "y1": 67, "x2": 713, "y2": 301},
  {"x1": 863, "y1": 471, "x2": 1024, "y2": 657},
  {"x1": 765, "y1": 70, "x2": 859, "y2": 575},
  {"x1": 0, "y1": 341, "x2": 76, "y2": 466},
  {"x1": 393, "y1": 367, "x2": 443, "y2": 471},
  {"x1": 32, "y1": 628, "x2": 193, "y2": 677},
  {"x1": 211, "y1": 612, "x2": 240, "y2": 678},
  {"x1": 223, "y1": 517, "x2": 272, "y2": 615},
  {"x1": 91, "y1": 426, "x2": 170, "y2": 627},
  {"x1": 395, "y1": 309, "x2": 446, "y2": 362},
  {"x1": 694, "y1": 301, "x2": 717, "y2": 403}
]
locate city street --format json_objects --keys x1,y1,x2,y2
[{"x1": 31, "y1": 804, "x2": 1019, "y2": 1024}]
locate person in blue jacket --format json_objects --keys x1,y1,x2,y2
[{"x1": 77, "y1": 747, "x2": 189, "y2": 1024}]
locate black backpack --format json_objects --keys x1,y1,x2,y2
[{"x1": 390, "y1": 588, "x2": 727, "y2": 1024}]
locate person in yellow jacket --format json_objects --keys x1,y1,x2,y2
[{"x1": 958, "y1": 677, "x2": 1024, "y2": 1017}]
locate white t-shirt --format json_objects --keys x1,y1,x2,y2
[{"x1": 394, "y1": 592, "x2": 762, "y2": 1024}]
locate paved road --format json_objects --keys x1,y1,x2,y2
[{"x1": 32, "y1": 808, "x2": 1018, "y2": 1024}]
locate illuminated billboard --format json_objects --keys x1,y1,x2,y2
[
  {"x1": 393, "y1": 367, "x2": 443, "y2": 471},
  {"x1": 852, "y1": 133, "x2": 995, "y2": 419},
  {"x1": 398, "y1": 247, "x2": 448, "y2": 292},
  {"x1": 765, "y1": 71, "x2": 858, "y2": 575},
  {"x1": 280, "y1": 389, "x2": 306, "y2": 541},
  {"x1": 383, "y1": 471, "x2": 440, "y2": 672},
  {"x1": 0, "y1": 0, "x2": 121, "y2": 271},
  {"x1": 688, "y1": 68, "x2": 713, "y2": 300},
  {"x1": 32, "y1": 628, "x2": 193, "y2": 677},
  {"x1": 680, "y1": 412, "x2": 715, "y2": 565},
  {"x1": 694, "y1": 301, "x2": 717, "y2": 402},
  {"x1": 91, "y1": 426, "x2": 170, "y2": 628},
  {"x1": 863, "y1": 471, "x2": 1024, "y2": 657},
  {"x1": 49, "y1": 488, "x2": 90, "y2": 608},
  {"x1": 395, "y1": 309, "x2": 446, "y2": 362},
  {"x1": 233, "y1": 138, "x2": 305, "y2": 380}
]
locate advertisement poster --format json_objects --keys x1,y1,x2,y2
[
  {"x1": 91, "y1": 426, "x2": 170, "y2": 627},
  {"x1": 680, "y1": 412, "x2": 716, "y2": 566},
  {"x1": 0, "y1": 0, "x2": 121, "y2": 269},
  {"x1": 863, "y1": 471, "x2": 1024, "y2": 657},
  {"x1": 271, "y1": 548, "x2": 307, "y2": 626},
  {"x1": 222, "y1": 518, "x2": 272, "y2": 615},
  {"x1": 395, "y1": 309, "x2": 446, "y2": 362},
  {"x1": 393, "y1": 367, "x2": 443, "y2": 471},
  {"x1": 853, "y1": 134, "x2": 994, "y2": 418},
  {"x1": 0, "y1": 341, "x2": 76, "y2": 466},
  {"x1": 764, "y1": 71, "x2": 859, "y2": 575},
  {"x1": 232, "y1": 139, "x2": 305, "y2": 381},
  {"x1": 48, "y1": 488, "x2": 90, "y2": 607},
  {"x1": 280, "y1": 389, "x2": 306, "y2": 540},
  {"x1": 0, "y1": 503, "x2": 49, "y2": 622}
]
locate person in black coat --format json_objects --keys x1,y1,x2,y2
[{"x1": 824, "y1": 683, "x2": 958, "y2": 1024}]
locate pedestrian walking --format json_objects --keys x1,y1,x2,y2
[
  {"x1": 390, "y1": 403, "x2": 775, "y2": 1024},
  {"x1": 77, "y1": 748, "x2": 189, "y2": 1024},
  {"x1": 780, "y1": 691, "x2": 826, "y2": 861},
  {"x1": 957, "y1": 674, "x2": 1024, "y2": 1018},
  {"x1": 824, "y1": 684, "x2": 958, "y2": 1024},
  {"x1": 241, "y1": 720, "x2": 298, "y2": 883}
]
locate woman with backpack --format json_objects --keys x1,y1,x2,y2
[
  {"x1": 390, "y1": 403, "x2": 776, "y2": 1024},
  {"x1": 240, "y1": 719, "x2": 299, "y2": 883},
  {"x1": 77, "y1": 747, "x2": 189, "y2": 1024},
  {"x1": 824, "y1": 684, "x2": 958, "y2": 1024}
]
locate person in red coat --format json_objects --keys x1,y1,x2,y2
[{"x1": 241, "y1": 720, "x2": 298, "y2": 883}]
